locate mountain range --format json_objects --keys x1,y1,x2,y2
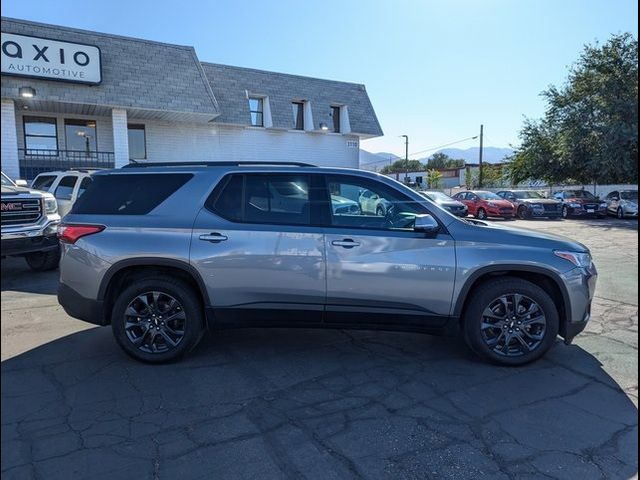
[{"x1": 359, "y1": 147, "x2": 515, "y2": 170}]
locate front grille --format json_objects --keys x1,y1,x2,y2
[
  {"x1": 584, "y1": 204, "x2": 598, "y2": 210},
  {"x1": 543, "y1": 204, "x2": 560, "y2": 211},
  {"x1": 1, "y1": 198, "x2": 43, "y2": 227},
  {"x1": 500, "y1": 207, "x2": 514, "y2": 213}
]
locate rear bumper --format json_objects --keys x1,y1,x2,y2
[
  {"x1": 1, "y1": 234, "x2": 59, "y2": 256},
  {"x1": 58, "y1": 282, "x2": 106, "y2": 326}
]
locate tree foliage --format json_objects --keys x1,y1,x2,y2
[
  {"x1": 426, "y1": 169, "x2": 443, "y2": 189},
  {"x1": 507, "y1": 33, "x2": 638, "y2": 185},
  {"x1": 380, "y1": 159, "x2": 424, "y2": 174},
  {"x1": 426, "y1": 153, "x2": 465, "y2": 169}
]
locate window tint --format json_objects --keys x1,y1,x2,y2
[
  {"x1": 71, "y1": 174, "x2": 192, "y2": 215},
  {"x1": 292, "y1": 102, "x2": 304, "y2": 130},
  {"x1": 128, "y1": 124, "x2": 146, "y2": 159},
  {"x1": 54, "y1": 176, "x2": 78, "y2": 200},
  {"x1": 326, "y1": 175, "x2": 427, "y2": 231},
  {"x1": 32, "y1": 175, "x2": 57, "y2": 191},
  {"x1": 77, "y1": 177, "x2": 93, "y2": 198},
  {"x1": 210, "y1": 174, "x2": 312, "y2": 226},
  {"x1": 331, "y1": 106, "x2": 341, "y2": 133}
]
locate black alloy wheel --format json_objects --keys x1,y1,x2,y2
[{"x1": 517, "y1": 205, "x2": 529, "y2": 220}]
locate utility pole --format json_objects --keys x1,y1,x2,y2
[
  {"x1": 401, "y1": 135, "x2": 409, "y2": 183},
  {"x1": 478, "y1": 124, "x2": 484, "y2": 188}
]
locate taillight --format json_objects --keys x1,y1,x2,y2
[{"x1": 57, "y1": 224, "x2": 105, "y2": 244}]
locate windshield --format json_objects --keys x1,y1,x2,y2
[
  {"x1": 566, "y1": 190, "x2": 596, "y2": 199},
  {"x1": 423, "y1": 191, "x2": 452, "y2": 202},
  {"x1": 476, "y1": 191, "x2": 502, "y2": 200},
  {"x1": 514, "y1": 191, "x2": 544, "y2": 199},
  {"x1": 621, "y1": 191, "x2": 638, "y2": 201},
  {"x1": 1, "y1": 172, "x2": 15, "y2": 187}
]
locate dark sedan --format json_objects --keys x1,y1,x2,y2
[
  {"x1": 552, "y1": 190, "x2": 607, "y2": 219},
  {"x1": 420, "y1": 190, "x2": 468, "y2": 217},
  {"x1": 497, "y1": 190, "x2": 563, "y2": 219}
]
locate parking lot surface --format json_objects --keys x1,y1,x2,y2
[{"x1": 1, "y1": 218, "x2": 637, "y2": 479}]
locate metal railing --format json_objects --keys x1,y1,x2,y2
[{"x1": 18, "y1": 149, "x2": 115, "y2": 180}]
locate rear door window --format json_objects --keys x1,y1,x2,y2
[
  {"x1": 77, "y1": 177, "x2": 93, "y2": 198},
  {"x1": 71, "y1": 174, "x2": 193, "y2": 215},
  {"x1": 54, "y1": 176, "x2": 78, "y2": 200}
]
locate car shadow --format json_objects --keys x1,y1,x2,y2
[
  {"x1": 0, "y1": 257, "x2": 59, "y2": 295},
  {"x1": 566, "y1": 217, "x2": 638, "y2": 231},
  {"x1": 2, "y1": 327, "x2": 637, "y2": 479}
]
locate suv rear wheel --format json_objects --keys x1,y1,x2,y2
[
  {"x1": 25, "y1": 248, "x2": 60, "y2": 271},
  {"x1": 111, "y1": 277, "x2": 204, "y2": 363},
  {"x1": 463, "y1": 277, "x2": 559, "y2": 365}
]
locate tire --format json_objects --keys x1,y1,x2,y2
[
  {"x1": 517, "y1": 205, "x2": 529, "y2": 220},
  {"x1": 25, "y1": 247, "x2": 60, "y2": 271},
  {"x1": 617, "y1": 207, "x2": 625, "y2": 220},
  {"x1": 562, "y1": 206, "x2": 569, "y2": 219},
  {"x1": 462, "y1": 277, "x2": 559, "y2": 366},
  {"x1": 376, "y1": 205, "x2": 385, "y2": 217},
  {"x1": 476, "y1": 208, "x2": 487, "y2": 220},
  {"x1": 111, "y1": 276, "x2": 204, "y2": 363}
]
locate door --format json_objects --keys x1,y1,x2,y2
[
  {"x1": 607, "y1": 191, "x2": 619, "y2": 214},
  {"x1": 458, "y1": 192, "x2": 476, "y2": 215},
  {"x1": 190, "y1": 172, "x2": 326, "y2": 323},
  {"x1": 323, "y1": 174, "x2": 456, "y2": 327},
  {"x1": 53, "y1": 175, "x2": 78, "y2": 217}
]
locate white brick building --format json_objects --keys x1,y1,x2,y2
[{"x1": 1, "y1": 17, "x2": 382, "y2": 179}]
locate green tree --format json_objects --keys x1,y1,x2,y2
[
  {"x1": 380, "y1": 159, "x2": 424, "y2": 175},
  {"x1": 427, "y1": 153, "x2": 465, "y2": 169},
  {"x1": 508, "y1": 33, "x2": 638, "y2": 185},
  {"x1": 426, "y1": 169, "x2": 443, "y2": 189}
]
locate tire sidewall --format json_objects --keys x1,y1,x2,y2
[
  {"x1": 463, "y1": 278, "x2": 560, "y2": 366},
  {"x1": 518, "y1": 205, "x2": 528, "y2": 219},
  {"x1": 477, "y1": 208, "x2": 487, "y2": 220},
  {"x1": 562, "y1": 206, "x2": 569, "y2": 218},
  {"x1": 617, "y1": 207, "x2": 624, "y2": 219},
  {"x1": 111, "y1": 278, "x2": 203, "y2": 363}
]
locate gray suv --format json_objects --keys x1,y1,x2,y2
[{"x1": 57, "y1": 162, "x2": 597, "y2": 365}]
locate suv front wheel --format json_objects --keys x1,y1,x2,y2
[
  {"x1": 463, "y1": 277, "x2": 559, "y2": 365},
  {"x1": 111, "y1": 277, "x2": 204, "y2": 363}
]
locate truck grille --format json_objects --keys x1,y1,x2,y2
[{"x1": 1, "y1": 198, "x2": 43, "y2": 227}]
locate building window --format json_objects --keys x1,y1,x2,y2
[
  {"x1": 331, "y1": 106, "x2": 341, "y2": 133},
  {"x1": 248, "y1": 97, "x2": 264, "y2": 127},
  {"x1": 292, "y1": 102, "x2": 304, "y2": 130},
  {"x1": 24, "y1": 117, "x2": 58, "y2": 153},
  {"x1": 127, "y1": 124, "x2": 146, "y2": 159},
  {"x1": 65, "y1": 119, "x2": 97, "y2": 154}
]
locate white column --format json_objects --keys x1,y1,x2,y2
[
  {"x1": 111, "y1": 108, "x2": 129, "y2": 167},
  {"x1": 1, "y1": 99, "x2": 20, "y2": 179}
]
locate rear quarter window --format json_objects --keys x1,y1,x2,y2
[
  {"x1": 32, "y1": 175, "x2": 57, "y2": 191},
  {"x1": 71, "y1": 173, "x2": 193, "y2": 215}
]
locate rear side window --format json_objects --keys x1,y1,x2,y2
[
  {"x1": 77, "y1": 177, "x2": 93, "y2": 198},
  {"x1": 32, "y1": 175, "x2": 57, "y2": 191},
  {"x1": 71, "y1": 174, "x2": 193, "y2": 215},
  {"x1": 54, "y1": 176, "x2": 78, "y2": 200},
  {"x1": 209, "y1": 173, "x2": 311, "y2": 226}
]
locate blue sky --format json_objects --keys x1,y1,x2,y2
[{"x1": 3, "y1": 0, "x2": 637, "y2": 157}]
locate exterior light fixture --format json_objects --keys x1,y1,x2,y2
[
  {"x1": 19, "y1": 87, "x2": 36, "y2": 98},
  {"x1": 319, "y1": 122, "x2": 329, "y2": 131}
]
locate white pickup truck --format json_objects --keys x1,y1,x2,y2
[{"x1": 1, "y1": 172, "x2": 61, "y2": 271}]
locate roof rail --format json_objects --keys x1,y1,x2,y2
[{"x1": 122, "y1": 161, "x2": 316, "y2": 168}]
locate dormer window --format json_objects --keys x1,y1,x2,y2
[
  {"x1": 248, "y1": 97, "x2": 264, "y2": 127},
  {"x1": 331, "y1": 106, "x2": 341, "y2": 133},
  {"x1": 292, "y1": 101, "x2": 304, "y2": 130}
]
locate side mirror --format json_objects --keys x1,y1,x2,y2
[
  {"x1": 15, "y1": 179, "x2": 28, "y2": 187},
  {"x1": 414, "y1": 214, "x2": 440, "y2": 235}
]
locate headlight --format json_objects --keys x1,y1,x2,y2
[
  {"x1": 44, "y1": 197, "x2": 58, "y2": 214},
  {"x1": 531, "y1": 203, "x2": 543, "y2": 209},
  {"x1": 488, "y1": 202, "x2": 498, "y2": 207},
  {"x1": 569, "y1": 203, "x2": 581, "y2": 208},
  {"x1": 599, "y1": 203, "x2": 607, "y2": 208},
  {"x1": 554, "y1": 250, "x2": 592, "y2": 268}
]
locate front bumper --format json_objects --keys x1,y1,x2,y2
[
  {"x1": 487, "y1": 208, "x2": 515, "y2": 218},
  {"x1": 568, "y1": 206, "x2": 607, "y2": 217},
  {"x1": 1, "y1": 217, "x2": 60, "y2": 256},
  {"x1": 560, "y1": 263, "x2": 598, "y2": 343},
  {"x1": 58, "y1": 282, "x2": 106, "y2": 326}
]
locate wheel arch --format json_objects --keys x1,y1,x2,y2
[{"x1": 454, "y1": 265, "x2": 572, "y2": 338}]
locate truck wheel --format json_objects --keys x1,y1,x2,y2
[
  {"x1": 462, "y1": 277, "x2": 559, "y2": 366},
  {"x1": 25, "y1": 248, "x2": 60, "y2": 271},
  {"x1": 111, "y1": 276, "x2": 204, "y2": 363}
]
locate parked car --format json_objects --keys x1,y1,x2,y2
[
  {"x1": 604, "y1": 190, "x2": 638, "y2": 219},
  {"x1": 552, "y1": 190, "x2": 607, "y2": 219},
  {"x1": 420, "y1": 190, "x2": 468, "y2": 217},
  {"x1": 1, "y1": 171, "x2": 61, "y2": 271},
  {"x1": 452, "y1": 190, "x2": 516, "y2": 220},
  {"x1": 496, "y1": 190, "x2": 563, "y2": 219},
  {"x1": 57, "y1": 161, "x2": 597, "y2": 366},
  {"x1": 31, "y1": 170, "x2": 96, "y2": 217},
  {"x1": 358, "y1": 188, "x2": 392, "y2": 216}
]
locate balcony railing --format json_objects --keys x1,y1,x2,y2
[{"x1": 18, "y1": 149, "x2": 115, "y2": 180}]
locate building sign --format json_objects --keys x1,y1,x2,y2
[{"x1": 1, "y1": 33, "x2": 101, "y2": 84}]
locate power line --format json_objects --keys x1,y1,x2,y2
[{"x1": 360, "y1": 135, "x2": 478, "y2": 166}]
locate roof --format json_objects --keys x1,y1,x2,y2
[
  {"x1": 202, "y1": 63, "x2": 383, "y2": 137},
  {"x1": 1, "y1": 17, "x2": 220, "y2": 122}
]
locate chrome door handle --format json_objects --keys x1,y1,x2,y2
[
  {"x1": 331, "y1": 239, "x2": 360, "y2": 248},
  {"x1": 199, "y1": 233, "x2": 228, "y2": 243}
]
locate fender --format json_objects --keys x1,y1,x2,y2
[
  {"x1": 453, "y1": 264, "x2": 572, "y2": 324},
  {"x1": 97, "y1": 257, "x2": 211, "y2": 306}
]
